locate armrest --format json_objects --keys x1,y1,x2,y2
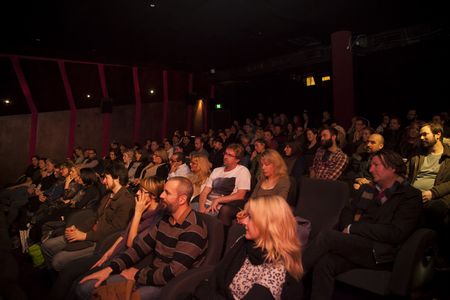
[
  {"x1": 389, "y1": 228, "x2": 437, "y2": 295},
  {"x1": 160, "y1": 265, "x2": 215, "y2": 300}
]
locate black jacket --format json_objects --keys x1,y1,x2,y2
[{"x1": 339, "y1": 180, "x2": 422, "y2": 263}]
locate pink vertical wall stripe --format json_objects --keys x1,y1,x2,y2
[
  {"x1": 162, "y1": 70, "x2": 169, "y2": 139},
  {"x1": 10, "y1": 56, "x2": 38, "y2": 162},
  {"x1": 58, "y1": 60, "x2": 77, "y2": 158},
  {"x1": 132, "y1": 67, "x2": 142, "y2": 143},
  {"x1": 98, "y1": 64, "x2": 110, "y2": 156}
]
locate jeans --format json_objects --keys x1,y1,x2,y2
[{"x1": 76, "y1": 274, "x2": 161, "y2": 300}]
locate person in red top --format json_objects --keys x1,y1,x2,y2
[{"x1": 310, "y1": 127, "x2": 348, "y2": 180}]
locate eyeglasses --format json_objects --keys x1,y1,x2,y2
[{"x1": 223, "y1": 152, "x2": 237, "y2": 158}]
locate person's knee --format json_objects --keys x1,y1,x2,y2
[
  {"x1": 52, "y1": 252, "x2": 69, "y2": 272},
  {"x1": 75, "y1": 280, "x2": 96, "y2": 300}
]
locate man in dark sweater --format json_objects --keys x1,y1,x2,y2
[
  {"x1": 42, "y1": 162, "x2": 134, "y2": 271},
  {"x1": 303, "y1": 150, "x2": 422, "y2": 300},
  {"x1": 76, "y1": 176, "x2": 208, "y2": 300}
]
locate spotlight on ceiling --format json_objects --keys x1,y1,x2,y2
[
  {"x1": 148, "y1": 0, "x2": 157, "y2": 8},
  {"x1": 2, "y1": 98, "x2": 12, "y2": 105},
  {"x1": 148, "y1": 89, "x2": 155, "y2": 95},
  {"x1": 86, "y1": 94, "x2": 92, "y2": 99}
]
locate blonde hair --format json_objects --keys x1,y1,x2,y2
[
  {"x1": 153, "y1": 148, "x2": 169, "y2": 163},
  {"x1": 139, "y1": 176, "x2": 165, "y2": 201},
  {"x1": 259, "y1": 149, "x2": 288, "y2": 181},
  {"x1": 189, "y1": 154, "x2": 211, "y2": 187},
  {"x1": 243, "y1": 195, "x2": 303, "y2": 280}
]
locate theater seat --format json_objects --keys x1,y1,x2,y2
[
  {"x1": 336, "y1": 228, "x2": 437, "y2": 296},
  {"x1": 294, "y1": 177, "x2": 349, "y2": 240}
]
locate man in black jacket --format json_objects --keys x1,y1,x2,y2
[{"x1": 303, "y1": 150, "x2": 422, "y2": 300}]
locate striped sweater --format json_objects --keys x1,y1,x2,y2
[{"x1": 109, "y1": 208, "x2": 208, "y2": 286}]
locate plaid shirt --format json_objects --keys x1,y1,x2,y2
[{"x1": 311, "y1": 147, "x2": 348, "y2": 180}]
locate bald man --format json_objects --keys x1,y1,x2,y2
[{"x1": 350, "y1": 133, "x2": 384, "y2": 190}]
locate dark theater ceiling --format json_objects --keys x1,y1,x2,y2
[{"x1": 0, "y1": 1, "x2": 446, "y2": 71}]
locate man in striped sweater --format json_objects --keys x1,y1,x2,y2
[{"x1": 76, "y1": 176, "x2": 208, "y2": 300}]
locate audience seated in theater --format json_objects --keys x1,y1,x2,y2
[
  {"x1": 70, "y1": 147, "x2": 85, "y2": 165},
  {"x1": 375, "y1": 113, "x2": 390, "y2": 134},
  {"x1": 284, "y1": 140, "x2": 306, "y2": 178},
  {"x1": 181, "y1": 135, "x2": 195, "y2": 157},
  {"x1": 273, "y1": 124, "x2": 287, "y2": 152},
  {"x1": 407, "y1": 122, "x2": 450, "y2": 269},
  {"x1": 239, "y1": 134, "x2": 252, "y2": 168},
  {"x1": 310, "y1": 127, "x2": 349, "y2": 180},
  {"x1": 76, "y1": 177, "x2": 207, "y2": 300},
  {"x1": 48, "y1": 176, "x2": 164, "y2": 300},
  {"x1": 168, "y1": 152, "x2": 192, "y2": 179},
  {"x1": 131, "y1": 148, "x2": 149, "y2": 180},
  {"x1": 346, "y1": 117, "x2": 368, "y2": 155},
  {"x1": 331, "y1": 122, "x2": 348, "y2": 152},
  {"x1": 432, "y1": 113, "x2": 450, "y2": 138},
  {"x1": 163, "y1": 140, "x2": 174, "y2": 158},
  {"x1": 209, "y1": 137, "x2": 225, "y2": 169},
  {"x1": 2, "y1": 158, "x2": 58, "y2": 226},
  {"x1": 122, "y1": 149, "x2": 139, "y2": 183},
  {"x1": 354, "y1": 127, "x2": 374, "y2": 156},
  {"x1": 383, "y1": 117, "x2": 403, "y2": 154},
  {"x1": 190, "y1": 136, "x2": 209, "y2": 158},
  {"x1": 400, "y1": 121, "x2": 422, "y2": 160},
  {"x1": 31, "y1": 167, "x2": 100, "y2": 244},
  {"x1": 249, "y1": 138, "x2": 268, "y2": 188},
  {"x1": 263, "y1": 129, "x2": 279, "y2": 150},
  {"x1": 41, "y1": 162, "x2": 134, "y2": 271},
  {"x1": 346, "y1": 133, "x2": 384, "y2": 190},
  {"x1": 188, "y1": 154, "x2": 212, "y2": 202},
  {"x1": 79, "y1": 149, "x2": 101, "y2": 173},
  {"x1": 193, "y1": 195, "x2": 303, "y2": 300},
  {"x1": 138, "y1": 148, "x2": 170, "y2": 181},
  {"x1": 303, "y1": 150, "x2": 422, "y2": 300},
  {"x1": 251, "y1": 149, "x2": 290, "y2": 200},
  {"x1": 199, "y1": 143, "x2": 251, "y2": 227},
  {"x1": 302, "y1": 128, "x2": 319, "y2": 170}
]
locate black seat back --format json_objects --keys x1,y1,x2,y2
[{"x1": 295, "y1": 177, "x2": 349, "y2": 239}]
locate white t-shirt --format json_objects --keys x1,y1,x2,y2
[{"x1": 205, "y1": 165, "x2": 251, "y2": 205}]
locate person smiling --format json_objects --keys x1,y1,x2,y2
[
  {"x1": 193, "y1": 195, "x2": 303, "y2": 300},
  {"x1": 76, "y1": 176, "x2": 208, "y2": 300}
]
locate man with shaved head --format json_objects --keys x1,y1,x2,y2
[{"x1": 346, "y1": 133, "x2": 384, "y2": 190}]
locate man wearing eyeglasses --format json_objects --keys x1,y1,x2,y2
[
  {"x1": 168, "y1": 152, "x2": 192, "y2": 179},
  {"x1": 199, "y1": 143, "x2": 251, "y2": 226}
]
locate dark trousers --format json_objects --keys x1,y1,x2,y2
[
  {"x1": 48, "y1": 254, "x2": 101, "y2": 300},
  {"x1": 423, "y1": 199, "x2": 450, "y2": 256},
  {"x1": 302, "y1": 229, "x2": 377, "y2": 300}
]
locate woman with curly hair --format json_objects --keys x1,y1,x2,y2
[{"x1": 194, "y1": 195, "x2": 303, "y2": 300}]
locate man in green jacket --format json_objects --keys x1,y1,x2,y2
[{"x1": 408, "y1": 122, "x2": 450, "y2": 269}]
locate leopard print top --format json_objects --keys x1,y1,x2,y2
[{"x1": 229, "y1": 257, "x2": 286, "y2": 300}]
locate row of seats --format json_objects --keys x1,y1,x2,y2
[{"x1": 66, "y1": 177, "x2": 437, "y2": 299}]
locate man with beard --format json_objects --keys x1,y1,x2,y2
[
  {"x1": 42, "y1": 162, "x2": 134, "y2": 271},
  {"x1": 408, "y1": 123, "x2": 450, "y2": 269},
  {"x1": 310, "y1": 127, "x2": 349, "y2": 180},
  {"x1": 76, "y1": 176, "x2": 208, "y2": 300}
]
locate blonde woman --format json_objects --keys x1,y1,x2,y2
[
  {"x1": 250, "y1": 149, "x2": 290, "y2": 200},
  {"x1": 194, "y1": 195, "x2": 303, "y2": 300},
  {"x1": 188, "y1": 154, "x2": 211, "y2": 201},
  {"x1": 137, "y1": 148, "x2": 170, "y2": 181}
]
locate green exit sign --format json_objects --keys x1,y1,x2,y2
[{"x1": 215, "y1": 104, "x2": 222, "y2": 109}]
